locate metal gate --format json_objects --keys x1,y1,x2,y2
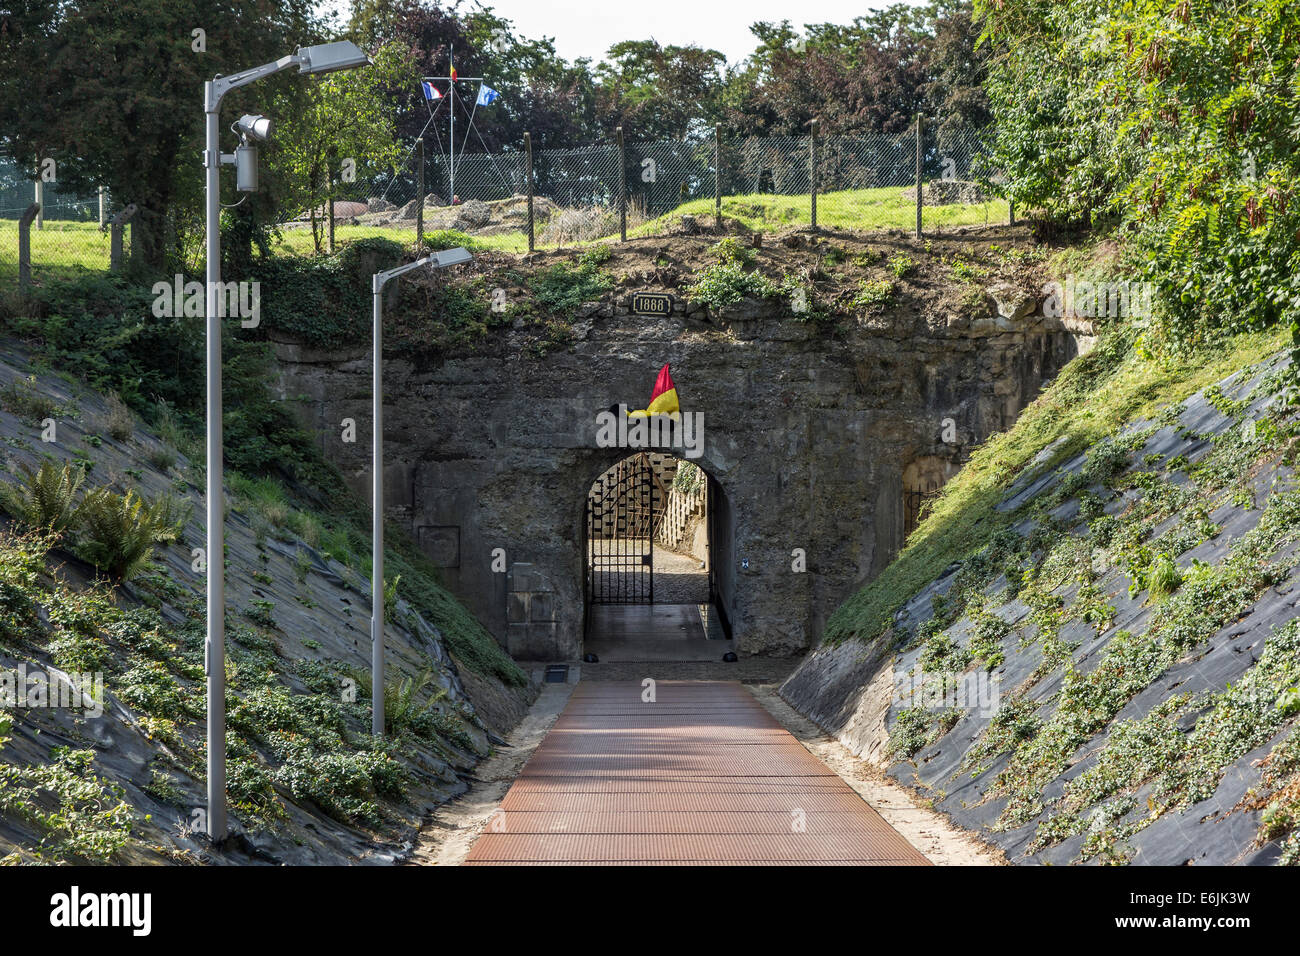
[
  {"x1": 903, "y1": 486, "x2": 941, "y2": 539},
  {"x1": 586, "y1": 453, "x2": 656, "y2": 604}
]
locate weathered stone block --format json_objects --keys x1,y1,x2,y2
[{"x1": 529, "y1": 591, "x2": 555, "y2": 622}]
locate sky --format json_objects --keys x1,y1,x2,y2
[{"x1": 319, "y1": 0, "x2": 908, "y2": 66}]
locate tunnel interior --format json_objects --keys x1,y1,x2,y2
[{"x1": 579, "y1": 451, "x2": 735, "y2": 661}]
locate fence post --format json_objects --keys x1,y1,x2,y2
[
  {"x1": 106, "y1": 203, "x2": 138, "y2": 273},
  {"x1": 616, "y1": 126, "x2": 627, "y2": 242},
  {"x1": 809, "y1": 119, "x2": 818, "y2": 231},
  {"x1": 98, "y1": 186, "x2": 106, "y2": 228},
  {"x1": 18, "y1": 203, "x2": 38, "y2": 291},
  {"x1": 327, "y1": 150, "x2": 336, "y2": 254},
  {"x1": 416, "y1": 138, "x2": 425, "y2": 249},
  {"x1": 1008, "y1": 199, "x2": 1016, "y2": 226},
  {"x1": 33, "y1": 180, "x2": 43, "y2": 230},
  {"x1": 524, "y1": 132, "x2": 535, "y2": 253},
  {"x1": 714, "y1": 125, "x2": 722, "y2": 231},
  {"x1": 914, "y1": 113, "x2": 923, "y2": 240}
]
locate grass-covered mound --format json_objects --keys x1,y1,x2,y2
[
  {"x1": 825, "y1": 326, "x2": 1293, "y2": 647},
  {"x1": 803, "y1": 322, "x2": 1300, "y2": 863},
  {"x1": 0, "y1": 272, "x2": 525, "y2": 690}
]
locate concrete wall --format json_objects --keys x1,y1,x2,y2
[{"x1": 272, "y1": 290, "x2": 1087, "y2": 660}]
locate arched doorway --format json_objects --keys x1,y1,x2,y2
[
  {"x1": 901, "y1": 455, "x2": 960, "y2": 542},
  {"x1": 581, "y1": 451, "x2": 732, "y2": 660}
]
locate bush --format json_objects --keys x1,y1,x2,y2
[
  {"x1": 0, "y1": 748, "x2": 132, "y2": 863},
  {"x1": 685, "y1": 262, "x2": 779, "y2": 309},
  {"x1": 888, "y1": 254, "x2": 916, "y2": 278},
  {"x1": 853, "y1": 278, "x2": 895, "y2": 311},
  {"x1": 714, "y1": 236, "x2": 756, "y2": 267},
  {"x1": 0, "y1": 375, "x2": 62, "y2": 424},
  {"x1": 422, "y1": 229, "x2": 485, "y2": 253},
  {"x1": 101, "y1": 393, "x2": 134, "y2": 442},
  {"x1": 0, "y1": 461, "x2": 85, "y2": 535},
  {"x1": 527, "y1": 260, "x2": 612, "y2": 314},
  {"x1": 74, "y1": 488, "x2": 187, "y2": 580},
  {"x1": 384, "y1": 667, "x2": 443, "y2": 736}
]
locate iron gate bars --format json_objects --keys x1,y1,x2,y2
[{"x1": 587, "y1": 453, "x2": 656, "y2": 604}]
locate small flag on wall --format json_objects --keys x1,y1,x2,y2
[
  {"x1": 476, "y1": 84, "x2": 501, "y2": 107},
  {"x1": 628, "y1": 363, "x2": 680, "y2": 420},
  {"x1": 421, "y1": 80, "x2": 443, "y2": 100}
]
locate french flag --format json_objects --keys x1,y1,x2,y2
[{"x1": 421, "y1": 80, "x2": 442, "y2": 101}]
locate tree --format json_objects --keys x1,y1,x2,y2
[
  {"x1": 593, "y1": 40, "x2": 727, "y2": 140},
  {"x1": 721, "y1": 4, "x2": 989, "y2": 139},
  {"x1": 266, "y1": 39, "x2": 418, "y2": 252},
  {"x1": 975, "y1": 0, "x2": 1300, "y2": 355},
  {"x1": 0, "y1": 0, "x2": 321, "y2": 272},
  {"x1": 351, "y1": 0, "x2": 599, "y2": 152}
]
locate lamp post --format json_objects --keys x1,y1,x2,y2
[
  {"x1": 370, "y1": 247, "x2": 472, "y2": 736},
  {"x1": 203, "y1": 40, "x2": 369, "y2": 845}
]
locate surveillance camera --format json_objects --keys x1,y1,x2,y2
[{"x1": 234, "y1": 114, "x2": 273, "y2": 143}]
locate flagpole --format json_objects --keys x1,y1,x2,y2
[
  {"x1": 449, "y1": 46, "x2": 455, "y2": 205},
  {"x1": 417, "y1": 55, "x2": 484, "y2": 208}
]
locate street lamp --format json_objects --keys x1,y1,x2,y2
[
  {"x1": 203, "y1": 40, "x2": 369, "y2": 845},
  {"x1": 370, "y1": 247, "x2": 472, "y2": 736}
]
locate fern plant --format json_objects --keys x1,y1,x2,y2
[
  {"x1": 384, "y1": 667, "x2": 446, "y2": 736},
  {"x1": 0, "y1": 461, "x2": 86, "y2": 535},
  {"x1": 74, "y1": 488, "x2": 187, "y2": 580}
]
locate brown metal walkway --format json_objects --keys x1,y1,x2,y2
[{"x1": 464, "y1": 681, "x2": 929, "y2": 865}]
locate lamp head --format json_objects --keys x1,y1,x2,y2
[
  {"x1": 430, "y1": 247, "x2": 473, "y2": 269},
  {"x1": 297, "y1": 40, "x2": 370, "y2": 75}
]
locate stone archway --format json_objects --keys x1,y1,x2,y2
[
  {"x1": 272, "y1": 281, "x2": 1090, "y2": 663},
  {"x1": 568, "y1": 449, "x2": 736, "y2": 661},
  {"x1": 901, "y1": 454, "x2": 960, "y2": 541}
]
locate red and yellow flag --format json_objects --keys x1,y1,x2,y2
[
  {"x1": 628, "y1": 362, "x2": 680, "y2": 419},
  {"x1": 450, "y1": 64, "x2": 458, "y2": 82}
]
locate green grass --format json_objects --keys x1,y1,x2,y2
[
  {"x1": 0, "y1": 219, "x2": 119, "y2": 281},
  {"x1": 5, "y1": 186, "x2": 1007, "y2": 278},
  {"x1": 628, "y1": 187, "x2": 1009, "y2": 237},
  {"x1": 268, "y1": 223, "x2": 530, "y2": 256},
  {"x1": 824, "y1": 324, "x2": 1292, "y2": 648}
]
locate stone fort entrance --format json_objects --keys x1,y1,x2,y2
[
  {"x1": 274, "y1": 280, "x2": 1088, "y2": 662},
  {"x1": 582, "y1": 452, "x2": 733, "y2": 660}
]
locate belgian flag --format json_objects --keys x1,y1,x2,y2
[{"x1": 627, "y1": 363, "x2": 680, "y2": 420}]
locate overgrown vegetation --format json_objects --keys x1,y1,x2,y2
[
  {"x1": 0, "y1": 461, "x2": 187, "y2": 581},
  {"x1": 2, "y1": 271, "x2": 523, "y2": 689},
  {"x1": 827, "y1": 326, "x2": 1291, "y2": 648},
  {"x1": 978, "y1": 0, "x2": 1300, "y2": 360},
  {"x1": 852, "y1": 316, "x2": 1300, "y2": 862}
]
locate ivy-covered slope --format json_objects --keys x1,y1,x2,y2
[
  {"x1": 0, "y1": 348, "x2": 531, "y2": 864},
  {"x1": 782, "y1": 330, "x2": 1300, "y2": 865}
]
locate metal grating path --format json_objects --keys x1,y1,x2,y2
[{"x1": 464, "y1": 681, "x2": 929, "y2": 866}]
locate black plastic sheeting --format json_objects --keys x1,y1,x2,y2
[{"x1": 788, "y1": 354, "x2": 1299, "y2": 865}]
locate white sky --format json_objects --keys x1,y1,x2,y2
[{"x1": 318, "y1": 1, "x2": 910, "y2": 66}]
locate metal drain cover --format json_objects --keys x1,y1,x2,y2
[{"x1": 544, "y1": 664, "x2": 569, "y2": 683}]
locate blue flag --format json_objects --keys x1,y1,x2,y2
[{"x1": 475, "y1": 84, "x2": 501, "y2": 107}]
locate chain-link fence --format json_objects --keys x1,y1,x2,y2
[
  {"x1": 0, "y1": 150, "x2": 125, "y2": 285},
  {"x1": 3, "y1": 119, "x2": 1009, "y2": 282}
]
